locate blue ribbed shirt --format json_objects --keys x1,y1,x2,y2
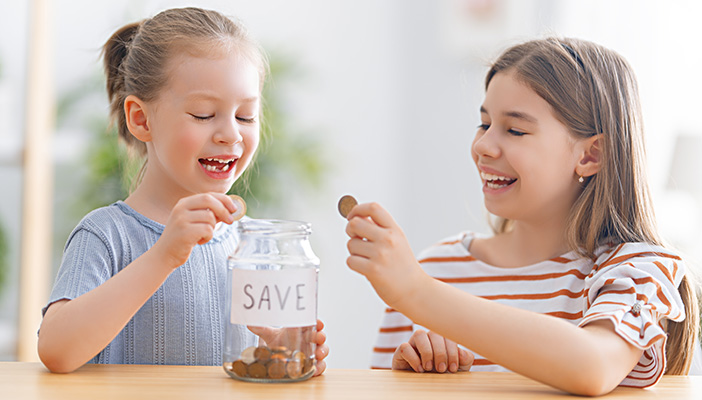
[{"x1": 43, "y1": 201, "x2": 255, "y2": 365}]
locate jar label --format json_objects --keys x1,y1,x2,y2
[{"x1": 230, "y1": 268, "x2": 317, "y2": 327}]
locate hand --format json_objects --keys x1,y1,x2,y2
[
  {"x1": 154, "y1": 193, "x2": 241, "y2": 269},
  {"x1": 344, "y1": 202, "x2": 431, "y2": 309},
  {"x1": 393, "y1": 329, "x2": 474, "y2": 373},
  {"x1": 247, "y1": 319, "x2": 329, "y2": 377}
]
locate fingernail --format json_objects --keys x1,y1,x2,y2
[
  {"x1": 425, "y1": 361, "x2": 432, "y2": 371},
  {"x1": 449, "y1": 363, "x2": 457, "y2": 372},
  {"x1": 417, "y1": 365, "x2": 424, "y2": 373},
  {"x1": 438, "y1": 362, "x2": 446, "y2": 372}
]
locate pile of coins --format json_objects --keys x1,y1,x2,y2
[{"x1": 225, "y1": 345, "x2": 314, "y2": 381}]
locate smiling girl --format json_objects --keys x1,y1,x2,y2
[
  {"x1": 344, "y1": 38, "x2": 699, "y2": 396},
  {"x1": 37, "y1": 7, "x2": 328, "y2": 373}
]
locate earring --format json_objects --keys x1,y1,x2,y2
[{"x1": 578, "y1": 176, "x2": 584, "y2": 183}]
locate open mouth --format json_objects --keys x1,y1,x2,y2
[
  {"x1": 199, "y1": 157, "x2": 236, "y2": 173},
  {"x1": 480, "y1": 171, "x2": 517, "y2": 189}
]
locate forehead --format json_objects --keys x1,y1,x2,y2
[
  {"x1": 482, "y1": 71, "x2": 555, "y2": 120},
  {"x1": 161, "y1": 49, "x2": 261, "y2": 100}
]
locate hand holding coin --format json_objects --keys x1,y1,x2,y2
[
  {"x1": 338, "y1": 195, "x2": 358, "y2": 219},
  {"x1": 229, "y1": 195, "x2": 247, "y2": 221}
]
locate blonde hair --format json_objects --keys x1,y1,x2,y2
[
  {"x1": 486, "y1": 37, "x2": 699, "y2": 374},
  {"x1": 102, "y1": 7, "x2": 268, "y2": 160}
]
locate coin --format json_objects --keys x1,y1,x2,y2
[
  {"x1": 231, "y1": 360, "x2": 248, "y2": 377},
  {"x1": 229, "y1": 194, "x2": 247, "y2": 221},
  {"x1": 267, "y1": 360, "x2": 287, "y2": 380},
  {"x1": 253, "y1": 345, "x2": 272, "y2": 363},
  {"x1": 337, "y1": 195, "x2": 357, "y2": 218},
  {"x1": 285, "y1": 360, "x2": 303, "y2": 379},
  {"x1": 239, "y1": 346, "x2": 256, "y2": 364},
  {"x1": 248, "y1": 362, "x2": 268, "y2": 379}
]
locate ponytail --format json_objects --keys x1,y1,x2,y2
[{"x1": 102, "y1": 21, "x2": 146, "y2": 157}]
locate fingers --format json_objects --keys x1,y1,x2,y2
[
  {"x1": 458, "y1": 347, "x2": 475, "y2": 371},
  {"x1": 428, "y1": 331, "x2": 449, "y2": 373},
  {"x1": 392, "y1": 342, "x2": 423, "y2": 372},
  {"x1": 408, "y1": 330, "x2": 434, "y2": 372},
  {"x1": 444, "y1": 337, "x2": 459, "y2": 373},
  {"x1": 346, "y1": 202, "x2": 397, "y2": 230}
]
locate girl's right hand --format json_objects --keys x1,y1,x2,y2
[
  {"x1": 392, "y1": 329, "x2": 474, "y2": 373},
  {"x1": 155, "y1": 192, "x2": 240, "y2": 269}
]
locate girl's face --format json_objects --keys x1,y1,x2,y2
[
  {"x1": 141, "y1": 49, "x2": 261, "y2": 199},
  {"x1": 472, "y1": 70, "x2": 585, "y2": 226}
]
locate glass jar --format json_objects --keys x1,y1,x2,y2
[{"x1": 223, "y1": 219, "x2": 320, "y2": 382}]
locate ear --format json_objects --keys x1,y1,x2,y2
[
  {"x1": 575, "y1": 134, "x2": 603, "y2": 178},
  {"x1": 124, "y1": 94, "x2": 152, "y2": 143}
]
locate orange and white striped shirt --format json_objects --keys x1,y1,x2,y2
[{"x1": 371, "y1": 232, "x2": 686, "y2": 388}]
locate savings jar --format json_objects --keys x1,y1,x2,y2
[{"x1": 223, "y1": 219, "x2": 319, "y2": 382}]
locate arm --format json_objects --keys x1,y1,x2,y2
[
  {"x1": 38, "y1": 193, "x2": 240, "y2": 373},
  {"x1": 344, "y1": 202, "x2": 642, "y2": 396}
]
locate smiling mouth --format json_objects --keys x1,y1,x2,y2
[
  {"x1": 480, "y1": 171, "x2": 517, "y2": 189},
  {"x1": 199, "y1": 157, "x2": 236, "y2": 172}
]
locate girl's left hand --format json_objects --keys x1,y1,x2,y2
[
  {"x1": 344, "y1": 202, "x2": 431, "y2": 310},
  {"x1": 312, "y1": 319, "x2": 328, "y2": 376}
]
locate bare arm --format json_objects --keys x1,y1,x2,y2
[
  {"x1": 345, "y1": 202, "x2": 642, "y2": 396},
  {"x1": 38, "y1": 193, "x2": 240, "y2": 373}
]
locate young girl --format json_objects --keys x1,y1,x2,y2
[
  {"x1": 343, "y1": 37, "x2": 699, "y2": 396},
  {"x1": 38, "y1": 7, "x2": 328, "y2": 373}
]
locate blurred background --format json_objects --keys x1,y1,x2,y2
[{"x1": 1, "y1": 0, "x2": 701, "y2": 369}]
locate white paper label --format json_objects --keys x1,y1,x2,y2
[{"x1": 230, "y1": 268, "x2": 317, "y2": 327}]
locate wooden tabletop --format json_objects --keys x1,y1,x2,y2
[{"x1": 2, "y1": 362, "x2": 700, "y2": 399}]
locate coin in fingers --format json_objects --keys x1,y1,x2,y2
[
  {"x1": 338, "y1": 195, "x2": 357, "y2": 219},
  {"x1": 229, "y1": 195, "x2": 247, "y2": 221}
]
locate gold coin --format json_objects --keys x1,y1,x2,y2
[
  {"x1": 337, "y1": 195, "x2": 357, "y2": 219},
  {"x1": 229, "y1": 194, "x2": 247, "y2": 221}
]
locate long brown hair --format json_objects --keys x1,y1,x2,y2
[
  {"x1": 101, "y1": 7, "x2": 268, "y2": 186},
  {"x1": 486, "y1": 37, "x2": 699, "y2": 374}
]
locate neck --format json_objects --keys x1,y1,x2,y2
[{"x1": 124, "y1": 169, "x2": 192, "y2": 225}]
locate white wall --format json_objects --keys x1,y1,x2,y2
[{"x1": 1, "y1": 0, "x2": 700, "y2": 367}]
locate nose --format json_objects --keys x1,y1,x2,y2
[
  {"x1": 214, "y1": 116, "x2": 244, "y2": 145},
  {"x1": 472, "y1": 127, "x2": 500, "y2": 160}
]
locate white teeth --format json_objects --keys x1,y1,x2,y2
[
  {"x1": 480, "y1": 172, "x2": 513, "y2": 181},
  {"x1": 206, "y1": 157, "x2": 234, "y2": 163}
]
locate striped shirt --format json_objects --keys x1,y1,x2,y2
[{"x1": 371, "y1": 231, "x2": 686, "y2": 388}]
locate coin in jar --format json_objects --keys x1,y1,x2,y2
[
  {"x1": 286, "y1": 360, "x2": 303, "y2": 379},
  {"x1": 254, "y1": 346, "x2": 272, "y2": 363},
  {"x1": 231, "y1": 360, "x2": 248, "y2": 377},
  {"x1": 267, "y1": 359, "x2": 287, "y2": 380},
  {"x1": 239, "y1": 346, "x2": 256, "y2": 364},
  {"x1": 338, "y1": 195, "x2": 357, "y2": 219},
  {"x1": 248, "y1": 362, "x2": 268, "y2": 379}
]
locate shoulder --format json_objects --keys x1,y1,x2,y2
[
  {"x1": 65, "y1": 202, "x2": 161, "y2": 250},
  {"x1": 592, "y1": 242, "x2": 684, "y2": 285}
]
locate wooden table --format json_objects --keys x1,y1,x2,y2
[{"x1": 2, "y1": 362, "x2": 700, "y2": 399}]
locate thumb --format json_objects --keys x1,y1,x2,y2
[{"x1": 458, "y1": 348, "x2": 474, "y2": 371}]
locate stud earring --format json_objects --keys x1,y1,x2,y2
[{"x1": 578, "y1": 176, "x2": 584, "y2": 183}]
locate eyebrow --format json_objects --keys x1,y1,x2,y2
[
  {"x1": 480, "y1": 106, "x2": 537, "y2": 123},
  {"x1": 187, "y1": 92, "x2": 259, "y2": 103}
]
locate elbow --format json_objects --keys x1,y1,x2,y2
[
  {"x1": 37, "y1": 333, "x2": 82, "y2": 374},
  {"x1": 559, "y1": 355, "x2": 620, "y2": 396}
]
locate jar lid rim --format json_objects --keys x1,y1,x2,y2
[{"x1": 237, "y1": 218, "x2": 312, "y2": 234}]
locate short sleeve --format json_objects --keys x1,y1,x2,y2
[
  {"x1": 580, "y1": 243, "x2": 685, "y2": 388},
  {"x1": 42, "y1": 227, "x2": 115, "y2": 316}
]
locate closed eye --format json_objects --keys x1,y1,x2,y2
[
  {"x1": 237, "y1": 116, "x2": 258, "y2": 124},
  {"x1": 477, "y1": 123, "x2": 490, "y2": 131},
  {"x1": 508, "y1": 129, "x2": 527, "y2": 136},
  {"x1": 189, "y1": 113, "x2": 214, "y2": 121}
]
